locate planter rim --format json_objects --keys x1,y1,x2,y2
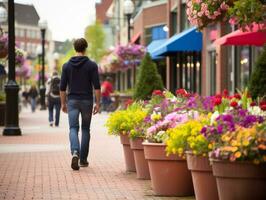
[
  {"x1": 142, "y1": 142, "x2": 166, "y2": 146},
  {"x1": 210, "y1": 159, "x2": 266, "y2": 165}
]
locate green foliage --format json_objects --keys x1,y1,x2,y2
[
  {"x1": 228, "y1": 0, "x2": 266, "y2": 30},
  {"x1": 58, "y1": 48, "x2": 76, "y2": 73},
  {"x1": 249, "y1": 45, "x2": 266, "y2": 99},
  {"x1": 85, "y1": 21, "x2": 106, "y2": 63},
  {"x1": 133, "y1": 53, "x2": 164, "y2": 100}
]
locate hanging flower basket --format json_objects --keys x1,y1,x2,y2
[
  {"x1": 186, "y1": 0, "x2": 232, "y2": 29},
  {"x1": 0, "y1": 34, "x2": 8, "y2": 59},
  {"x1": 186, "y1": 0, "x2": 266, "y2": 31},
  {"x1": 228, "y1": 0, "x2": 266, "y2": 31}
]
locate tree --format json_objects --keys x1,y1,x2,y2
[
  {"x1": 249, "y1": 45, "x2": 266, "y2": 99},
  {"x1": 133, "y1": 53, "x2": 164, "y2": 100},
  {"x1": 85, "y1": 21, "x2": 106, "y2": 63}
]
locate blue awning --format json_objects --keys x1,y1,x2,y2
[
  {"x1": 152, "y1": 27, "x2": 202, "y2": 57},
  {"x1": 146, "y1": 39, "x2": 167, "y2": 59}
]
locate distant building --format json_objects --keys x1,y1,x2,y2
[
  {"x1": 0, "y1": 2, "x2": 53, "y2": 60},
  {"x1": 96, "y1": 0, "x2": 114, "y2": 49}
]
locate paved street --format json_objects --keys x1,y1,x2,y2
[{"x1": 0, "y1": 108, "x2": 194, "y2": 200}]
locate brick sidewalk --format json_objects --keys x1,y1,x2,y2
[{"x1": 0, "y1": 108, "x2": 194, "y2": 200}]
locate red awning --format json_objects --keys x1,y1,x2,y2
[
  {"x1": 215, "y1": 23, "x2": 266, "y2": 46},
  {"x1": 130, "y1": 32, "x2": 141, "y2": 44}
]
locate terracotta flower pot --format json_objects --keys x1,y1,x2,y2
[
  {"x1": 186, "y1": 153, "x2": 219, "y2": 200},
  {"x1": 120, "y1": 134, "x2": 136, "y2": 172},
  {"x1": 143, "y1": 142, "x2": 194, "y2": 196},
  {"x1": 212, "y1": 160, "x2": 266, "y2": 200},
  {"x1": 129, "y1": 138, "x2": 150, "y2": 180}
]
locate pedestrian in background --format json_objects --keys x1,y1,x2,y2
[
  {"x1": 22, "y1": 88, "x2": 29, "y2": 108},
  {"x1": 47, "y1": 71, "x2": 61, "y2": 127},
  {"x1": 101, "y1": 77, "x2": 113, "y2": 112},
  {"x1": 60, "y1": 38, "x2": 101, "y2": 170},
  {"x1": 28, "y1": 85, "x2": 38, "y2": 112}
]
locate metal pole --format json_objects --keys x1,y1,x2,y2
[
  {"x1": 40, "y1": 29, "x2": 46, "y2": 110},
  {"x1": 3, "y1": 0, "x2": 21, "y2": 136},
  {"x1": 127, "y1": 14, "x2": 131, "y2": 43},
  {"x1": 38, "y1": 54, "x2": 41, "y2": 90}
]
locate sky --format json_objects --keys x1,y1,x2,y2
[{"x1": 16, "y1": 0, "x2": 96, "y2": 41}]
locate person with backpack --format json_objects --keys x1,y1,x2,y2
[{"x1": 47, "y1": 71, "x2": 61, "y2": 127}]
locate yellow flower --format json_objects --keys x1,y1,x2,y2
[
  {"x1": 208, "y1": 143, "x2": 213, "y2": 150},
  {"x1": 231, "y1": 140, "x2": 238, "y2": 147},
  {"x1": 234, "y1": 151, "x2": 241, "y2": 158},
  {"x1": 178, "y1": 148, "x2": 183, "y2": 154},
  {"x1": 242, "y1": 140, "x2": 249, "y2": 146}
]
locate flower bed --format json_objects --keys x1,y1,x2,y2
[{"x1": 106, "y1": 88, "x2": 265, "y2": 197}]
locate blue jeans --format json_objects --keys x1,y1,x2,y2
[
  {"x1": 31, "y1": 98, "x2": 36, "y2": 112},
  {"x1": 67, "y1": 99, "x2": 93, "y2": 161},
  {"x1": 48, "y1": 97, "x2": 61, "y2": 126},
  {"x1": 101, "y1": 96, "x2": 112, "y2": 111}
]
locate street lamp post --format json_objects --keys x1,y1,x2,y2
[
  {"x1": 3, "y1": 0, "x2": 21, "y2": 136},
  {"x1": 123, "y1": 0, "x2": 134, "y2": 43},
  {"x1": 123, "y1": 0, "x2": 134, "y2": 90},
  {"x1": 36, "y1": 45, "x2": 42, "y2": 90},
  {"x1": 38, "y1": 19, "x2": 47, "y2": 110}
]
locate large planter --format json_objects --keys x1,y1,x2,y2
[
  {"x1": 120, "y1": 134, "x2": 136, "y2": 172},
  {"x1": 212, "y1": 160, "x2": 266, "y2": 200},
  {"x1": 143, "y1": 142, "x2": 194, "y2": 196},
  {"x1": 186, "y1": 153, "x2": 219, "y2": 200},
  {"x1": 129, "y1": 137, "x2": 150, "y2": 180},
  {"x1": 0, "y1": 102, "x2": 5, "y2": 126}
]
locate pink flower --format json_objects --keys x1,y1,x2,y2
[
  {"x1": 229, "y1": 17, "x2": 237, "y2": 25},
  {"x1": 214, "y1": 11, "x2": 221, "y2": 17},
  {"x1": 187, "y1": 1, "x2": 192, "y2": 7},
  {"x1": 201, "y1": 3, "x2": 208, "y2": 12},
  {"x1": 220, "y1": 2, "x2": 229, "y2": 10},
  {"x1": 197, "y1": 11, "x2": 204, "y2": 17}
]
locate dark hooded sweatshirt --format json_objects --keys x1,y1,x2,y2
[{"x1": 60, "y1": 56, "x2": 101, "y2": 100}]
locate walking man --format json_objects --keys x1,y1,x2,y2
[
  {"x1": 60, "y1": 38, "x2": 101, "y2": 170},
  {"x1": 47, "y1": 71, "x2": 61, "y2": 127}
]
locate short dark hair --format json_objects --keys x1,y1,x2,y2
[{"x1": 73, "y1": 38, "x2": 88, "y2": 53}]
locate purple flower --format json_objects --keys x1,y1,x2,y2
[
  {"x1": 201, "y1": 126, "x2": 207, "y2": 134},
  {"x1": 217, "y1": 124, "x2": 223, "y2": 134}
]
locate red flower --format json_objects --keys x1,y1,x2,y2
[
  {"x1": 234, "y1": 93, "x2": 241, "y2": 100},
  {"x1": 152, "y1": 90, "x2": 164, "y2": 97},
  {"x1": 176, "y1": 88, "x2": 190, "y2": 98},
  {"x1": 125, "y1": 99, "x2": 133, "y2": 108},
  {"x1": 214, "y1": 98, "x2": 222, "y2": 106},
  {"x1": 176, "y1": 89, "x2": 187, "y2": 95},
  {"x1": 260, "y1": 101, "x2": 266, "y2": 111},
  {"x1": 223, "y1": 89, "x2": 229, "y2": 97},
  {"x1": 250, "y1": 102, "x2": 256, "y2": 107},
  {"x1": 215, "y1": 94, "x2": 222, "y2": 99},
  {"x1": 230, "y1": 101, "x2": 238, "y2": 108}
]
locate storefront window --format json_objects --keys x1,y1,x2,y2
[
  {"x1": 145, "y1": 25, "x2": 167, "y2": 44},
  {"x1": 170, "y1": 9, "x2": 177, "y2": 36},
  {"x1": 180, "y1": 3, "x2": 190, "y2": 32},
  {"x1": 236, "y1": 46, "x2": 251, "y2": 90}
]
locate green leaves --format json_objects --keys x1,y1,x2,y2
[
  {"x1": 85, "y1": 21, "x2": 106, "y2": 63},
  {"x1": 133, "y1": 53, "x2": 164, "y2": 100}
]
